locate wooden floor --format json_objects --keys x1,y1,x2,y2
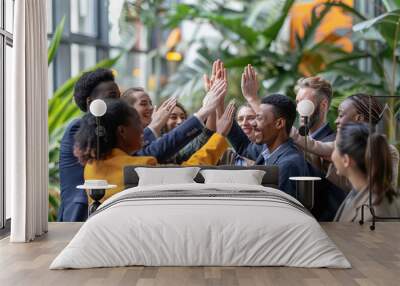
[{"x1": 1, "y1": 223, "x2": 399, "y2": 286}]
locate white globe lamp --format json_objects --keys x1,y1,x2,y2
[
  {"x1": 89, "y1": 99, "x2": 107, "y2": 117},
  {"x1": 297, "y1": 99, "x2": 315, "y2": 117}
]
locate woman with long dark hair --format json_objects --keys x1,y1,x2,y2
[{"x1": 331, "y1": 123, "x2": 400, "y2": 222}]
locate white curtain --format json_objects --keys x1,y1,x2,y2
[{"x1": 7, "y1": 0, "x2": 48, "y2": 242}]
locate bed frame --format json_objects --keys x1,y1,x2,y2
[{"x1": 123, "y1": 165, "x2": 279, "y2": 189}]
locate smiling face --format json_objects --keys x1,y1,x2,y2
[
  {"x1": 237, "y1": 106, "x2": 256, "y2": 141},
  {"x1": 252, "y1": 104, "x2": 284, "y2": 146},
  {"x1": 166, "y1": 105, "x2": 187, "y2": 132},
  {"x1": 335, "y1": 99, "x2": 363, "y2": 131},
  {"x1": 331, "y1": 136, "x2": 352, "y2": 177},
  {"x1": 132, "y1": 92, "x2": 154, "y2": 127},
  {"x1": 117, "y1": 111, "x2": 144, "y2": 154}
]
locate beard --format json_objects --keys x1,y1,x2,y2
[{"x1": 308, "y1": 104, "x2": 321, "y2": 131}]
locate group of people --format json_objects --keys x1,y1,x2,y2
[{"x1": 58, "y1": 60, "x2": 400, "y2": 223}]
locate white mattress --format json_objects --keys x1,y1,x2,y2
[{"x1": 50, "y1": 183, "x2": 351, "y2": 269}]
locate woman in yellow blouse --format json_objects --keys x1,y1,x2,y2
[{"x1": 74, "y1": 98, "x2": 235, "y2": 202}]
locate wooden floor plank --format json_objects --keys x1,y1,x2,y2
[{"x1": 0, "y1": 222, "x2": 399, "y2": 286}]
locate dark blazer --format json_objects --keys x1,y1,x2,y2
[
  {"x1": 227, "y1": 122, "x2": 309, "y2": 196},
  {"x1": 135, "y1": 115, "x2": 204, "y2": 163},
  {"x1": 58, "y1": 118, "x2": 88, "y2": 222},
  {"x1": 227, "y1": 121, "x2": 265, "y2": 161},
  {"x1": 143, "y1": 127, "x2": 157, "y2": 146},
  {"x1": 254, "y1": 140, "x2": 310, "y2": 197},
  {"x1": 311, "y1": 123, "x2": 336, "y2": 142},
  {"x1": 163, "y1": 128, "x2": 214, "y2": 164}
]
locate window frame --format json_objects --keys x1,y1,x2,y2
[
  {"x1": 48, "y1": 0, "x2": 125, "y2": 91},
  {"x1": 0, "y1": 0, "x2": 13, "y2": 234}
]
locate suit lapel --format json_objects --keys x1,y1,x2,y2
[
  {"x1": 255, "y1": 155, "x2": 265, "y2": 165},
  {"x1": 313, "y1": 124, "x2": 334, "y2": 141},
  {"x1": 263, "y1": 140, "x2": 293, "y2": 165}
]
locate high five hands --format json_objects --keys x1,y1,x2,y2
[
  {"x1": 203, "y1": 60, "x2": 227, "y2": 93},
  {"x1": 216, "y1": 101, "x2": 236, "y2": 136},
  {"x1": 241, "y1": 64, "x2": 261, "y2": 112},
  {"x1": 196, "y1": 79, "x2": 227, "y2": 121},
  {"x1": 199, "y1": 59, "x2": 237, "y2": 136},
  {"x1": 203, "y1": 59, "x2": 227, "y2": 108},
  {"x1": 148, "y1": 96, "x2": 177, "y2": 136}
]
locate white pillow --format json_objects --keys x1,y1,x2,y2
[
  {"x1": 135, "y1": 167, "x2": 200, "y2": 186},
  {"x1": 200, "y1": 169, "x2": 266, "y2": 185}
]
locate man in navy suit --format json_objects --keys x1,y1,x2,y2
[
  {"x1": 295, "y1": 77, "x2": 347, "y2": 220},
  {"x1": 228, "y1": 94, "x2": 309, "y2": 197},
  {"x1": 58, "y1": 68, "x2": 121, "y2": 222},
  {"x1": 238, "y1": 66, "x2": 345, "y2": 219},
  {"x1": 295, "y1": 77, "x2": 336, "y2": 161}
]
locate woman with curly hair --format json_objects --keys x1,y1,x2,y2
[{"x1": 74, "y1": 98, "x2": 235, "y2": 202}]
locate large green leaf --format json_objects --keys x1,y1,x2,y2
[
  {"x1": 298, "y1": 3, "x2": 333, "y2": 52},
  {"x1": 48, "y1": 16, "x2": 65, "y2": 66},
  {"x1": 49, "y1": 53, "x2": 123, "y2": 113},
  {"x1": 165, "y1": 3, "x2": 198, "y2": 28},
  {"x1": 204, "y1": 14, "x2": 259, "y2": 46},
  {"x1": 166, "y1": 4, "x2": 259, "y2": 47},
  {"x1": 353, "y1": 10, "x2": 400, "y2": 50},
  {"x1": 262, "y1": 0, "x2": 295, "y2": 45},
  {"x1": 246, "y1": 0, "x2": 286, "y2": 30},
  {"x1": 325, "y1": 53, "x2": 371, "y2": 67},
  {"x1": 324, "y1": 2, "x2": 367, "y2": 21},
  {"x1": 48, "y1": 92, "x2": 78, "y2": 135},
  {"x1": 224, "y1": 55, "x2": 261, "y2": 68},
  {"x1": 383, "y1": 0, "x2": 400, "y2": 11}
]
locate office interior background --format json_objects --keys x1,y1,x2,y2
[{"x1": 1, "y1": 0, "x2": 397, "y2": 227}]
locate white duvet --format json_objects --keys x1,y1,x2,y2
[{"x1": 50, "y1": 183, "x2": 351, "y2": 269}]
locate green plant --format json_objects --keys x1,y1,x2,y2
[
  {"x1": 350, "y1": 1, "x2": 400, "y2": 141},
  {"x1": 47, "y1": 19, "x2": 123, "y2": 221},
  {"x1": 161, "y1": 1, "x2": 366, "y2": 109}
]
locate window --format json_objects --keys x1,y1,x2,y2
[
  {"x1": 48, "y1": 0, "x2": 148, "y2": 94},
  {"x1": 70, "y1": 0, "x2": 97, "y2": 37},
  {"x1": 48, "y1": 0, "x2": 151, "y2": 222},
  {"x1": 49, "y1": 0, "x2": 104, "y2": 91},
  {"x1": 1, "y1": 0, "x2": 14, "y2": 234},
  {"x1": 70, "y1": 44, "x2": 97, "y2": 77}
]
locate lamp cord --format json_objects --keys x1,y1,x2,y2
[
  {"x1": 304, "y1": 116, "x2": 308, "y2": 177},
  {"x1": 96, "y1": 117, "x2": 100, "y2": 161}
]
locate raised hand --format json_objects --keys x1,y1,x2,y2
[
  {"x1": 196, "y1": 79, "x2": 227, "y2": 122},
  {"x1": 205, "y1": 79, "x2": 227, "y2": 109},
  {"x1": 241, "y1": 64, "x2": 261, "y2": 112},
  {"x1": 203, "y1": 59, "x2": 227, "y2": 94},
  {"x1": 148, "y1": 96, "x2": 177, "y2": 136},
  {"x1": 203, "y1": 60, "x2": 225, "y2": 90},
  {"x1": 216, "y1": 101, "x2": 236, "y2": 136},
  {"x1": 203, "y1": 60, "x2": 218, "y2": 92}
]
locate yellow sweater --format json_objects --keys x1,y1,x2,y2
[{"x1": 84, "y1": 133, "x2": 228, "y2": 202}]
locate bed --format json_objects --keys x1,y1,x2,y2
[{"x1": 50, "y1": 166, "x2": 350, "y2": 269}]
